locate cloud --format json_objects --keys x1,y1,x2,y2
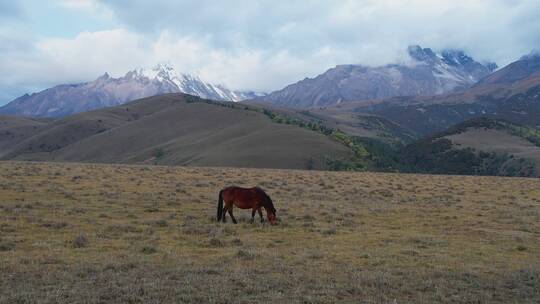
[
  {"x1": 58, "y1": 0, "x2": 114, "y2": 19},
  {"x1": 36, "y1": 29, "x2": 150, "y2": 80},
  {"x1": 0, "y1": 2, "x2": 21, "y2": 20},
  {"x1": 59, "y1": 0, "x2": 100, "y2": 10},
  {"x1": 0, "y1": 29, "x2": 149, "y2": 102},
  {"x1": 98, "y1": 0, "x2": 540, "y2": 64},
  {"x1": 0, "y1": 28, "x2": 340, "y2": 95},
  {"x1": 1, "y1": 0, "x2": 540, "y2": 104}
]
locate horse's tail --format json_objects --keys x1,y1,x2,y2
[{"x1": 217, "y1": 190, "x2": 224, "y2": 221}]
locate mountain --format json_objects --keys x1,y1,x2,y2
[
  {"x1": 476, "y1": 51, "x2": 540, "y2": 85},
  {"x1": 0, "y1": 63, "x2": 260, "y2": 117},
  {"x1": 350, "y1": 52, "x2": 540, "y2": 136},
  {"x1": 257, "y1": 45, "x2": 496, "y2": 108},
  {"x1": 0, "y1": 93, "x2": 351, "y2": 170}
]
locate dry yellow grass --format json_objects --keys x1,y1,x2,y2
[{"x1": 0, "y1": 161, "x2": 539, "y2": 303}]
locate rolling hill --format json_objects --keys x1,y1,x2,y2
[
  {"x1": 0, "y1": 94, "x2": 352, "y2": 170},
  {"x1": 400, "y1": 118, "x2": 540, "y2": 177},
  {"x1": 2, "y1": 94, "x2": 538, "y2": 176},
  {"x1": 0, "y1": 115, "x2": 49, "y2": 152},
  {"x1": 246, "y1": 101, "x2": 417, "y2": 145}
]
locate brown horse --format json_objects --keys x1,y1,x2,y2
[{"x1": 217, "y1": 186, "x2": 277, "y2": 225}]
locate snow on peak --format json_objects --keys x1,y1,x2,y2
[
  {"x1": 405, "y1": 45, "x2": 495, "y2": 86},
  {"x1": 118, "y1": 63, "x2": 257, "y2": 102}
]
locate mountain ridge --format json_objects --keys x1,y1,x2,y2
[
  {"x1": 0, "y1": 63, "x2": 261, "y2": 117},
  {"x1": 353, "y1": 52, "x2": 540, "y2": 135},
  {"x1": 256, "y1": 45, "x2": 496, "y2": 108}
]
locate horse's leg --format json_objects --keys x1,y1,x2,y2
[
  {"x1": 228, "y1": 207, "x2": 238, "y2": 224},
  {"x1": 221, "y1": 203, "x2": 229, "y2": 223},
  {"x1": 251, "y1": 208, "x2": 257, "y2": 224},
  {"x1": 258, "y1": 208, "x2": 264, "y2": 223}
]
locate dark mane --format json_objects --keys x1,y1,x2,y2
[{"x1": 256, "y1": 187, "x2": 275, "y2": 213}]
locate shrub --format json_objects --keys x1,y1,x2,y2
[
  {"x1": 72, "y1": 233, "x2": 88, "y2": 248},
  {"x1": 141, "y1": 245, "x2": 158, "y2": 254}
]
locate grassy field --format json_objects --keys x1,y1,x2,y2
[{"x1": 0, "y1": 161, "x2": 539, "y2": 303}]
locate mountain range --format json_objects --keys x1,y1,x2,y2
[
  {"x1": 350, "y1": 51, "x2": 540, "y2": 135},
  {"x1": 258, "y1": 45, "x2": 497, "y2": 108},
  {"x1": 0, "y1": 63, "x2": 260, "y2": 117},
  {"x1": 1, "y1": 45, "x2": 539, "y2": 176}
]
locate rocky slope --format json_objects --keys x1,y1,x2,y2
[
  {"x1": 357, "y1": 52, "x2": 540, "y2": 136},
  {"x1": 0, "y1": 63, "x2": 260, "y2": 117},
  {"x1": 258, "y1": 45, "x2": 496, "y2": 108}
]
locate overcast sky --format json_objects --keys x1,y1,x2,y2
[{"x1": 0, "y1": 0, "x2": 539, "y2": 105}]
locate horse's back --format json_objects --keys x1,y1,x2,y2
[
  {"x1": 222, "y1": 186, "x2": 261, "y2": 193},
  {"x1": 221, "y1": 186, "x2": 266, "y2": 208}
]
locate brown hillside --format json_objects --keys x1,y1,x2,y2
[
  {"x1": 0, "y1": 115, "x2": 47, "y2": 154},
  {"x1": 0, "y1": 94, "x2": 351, "y2": 170},
  {"x1": 446, "y1": 128, "x2": 540, "y2": 174}
]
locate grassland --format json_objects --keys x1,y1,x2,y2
[{"x1": 0, "y1": 161, "x2": 539, "y2": 303}]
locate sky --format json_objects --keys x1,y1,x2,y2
[{"x1": 0, "y1": 0, "x2": 539, "y2": 105}]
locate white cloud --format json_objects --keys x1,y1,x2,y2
[
  {"x1": 1, "y1": 0, "x2": 540, "y2": 104},
  {"x1": 58, "y1": 0, "x2": 105, "y2": 12},
  {"x1": 0, "y1": 27, "x2": 362, "y2": 98},
  {"x1": 36, "y1": 29, "x2": 150, "y2": 80},
  {"x1": 57, "y1": 0, "x2": 115, "y2": 23},
  {"x1": 98, "y1": 0, "x2": 540, "y2": 66},
  {"x1": 0, "y1": 29, "x2": 148, "y2": 90}
]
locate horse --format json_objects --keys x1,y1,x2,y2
[{"x1": 217, "y1": 186, "x2": 277, "y2": 225}]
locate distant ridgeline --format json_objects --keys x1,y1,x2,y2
[
  {"x1": 369, "y1": 118, "x2": 540, "y2": 177},
  {"x1": 191, "y1": 100, "x2": 375, "y2": 171},
  {"x1": 261, "y1": 107, "x2": 540, "y2": 177},
  {"x1": 189, "y1": 98, "x2": 540, "y2": 176},
  {"x1": 1, "y1": 92, "x2": 538, "y2": 177}
]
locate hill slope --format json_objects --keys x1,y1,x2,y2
[
  {"x1": 0, "y1": 115, "x2": 48, "y2": 152},
  {"x1": 0, "y1": 94, "x2": 351, "y2": 170},
  {"x1": 400, "y1": 118, "x2": 540, "y2": 177}
]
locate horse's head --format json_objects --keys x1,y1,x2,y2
[
  {"x1": 267, "y1": 208, "x2": 277, "y2": 225},
  {"x1": 259, "y1": 188, "x2": 277, "y2": 225},
  {"x1": 265, "y1": 200, "x2": 277, "y2": 225}
]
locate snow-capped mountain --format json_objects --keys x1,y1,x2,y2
[
  {"x1": 0, "y1": 63, "x2": 260, "y2": 117},
  {"x1": 258, "y1": 45, "x2": 497, "y2": 108}
]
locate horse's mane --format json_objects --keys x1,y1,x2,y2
[{"x1": 255, "y1": 187, "x2": 276, "y2": 213}]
